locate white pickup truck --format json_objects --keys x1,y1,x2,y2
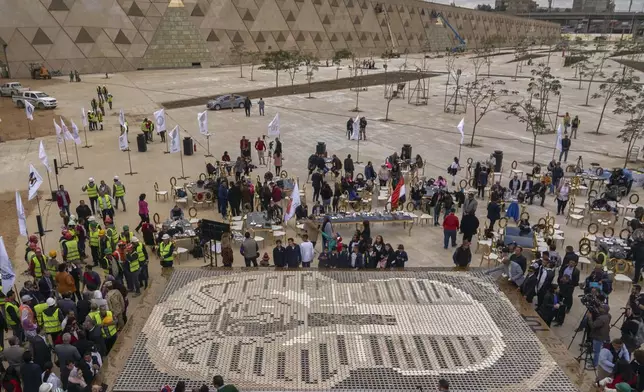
[
  {"x1": 12, "y1": 91, "x2": 57, "y2": 109},
  {"x1": 0, "y1": 82, "x2": 29, "y2": 97}
]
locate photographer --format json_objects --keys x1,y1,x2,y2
[
  {"x1": 629, "y1": 284, "x2": 644, "y2": 319},
  {"x1": 584, "y1": 264, "x2": 613, "y2": 296},
  {"x1": 589, "y1": 304, "x2": 612, "y2": 369},
  {"x1": 621, "y1": 307, "x2": 643, "y2": 354},
  {"x1": 597, "y1": 338, "x2": 630, "y2": 382}
]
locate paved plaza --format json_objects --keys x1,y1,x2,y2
[{"x1": 0, "y1": 48, "x2": 641, "y2": 389}]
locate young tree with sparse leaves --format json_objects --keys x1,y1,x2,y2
[
  {"x1": 503, "y1": 64, "x2": 562, "y2": 164},
  {"x1": 303, "y1": 54, "x2": 320, "y2": 99},
  {"x1": 230, "y1": 44, "x2": 246, "y2": 78},
  {"x1": 248, "y1": 52, "x2": 261, "y2": 81},
  {"x1": 286, "y1": 51, "x2": 304, "y2": 92},
  {"x1": 614, "y1": 90, "x2": 644, "y2": 167},
  {"x1": 513, "y1": 36, "x2": 529, "y2": 81},
  {"x1": 580, "y1": 54, "x2": 607, "y2": 105},
  {"x1": 591, "y1": 69, "x2": 640, "y2": 134},
  {"x1": 262, "y1": 50, "x2": 292, "y2": 88},
  {"x1": 464, "y1": 79, "x2": 509, "y2": 147}
]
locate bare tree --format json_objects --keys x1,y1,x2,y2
[
  {"x1": 581, "y1": 53, "x2": 608, "y2": 105},
  {"x1": 464, "y1": 79, "x2": 508, "y2": 147},
  {"x1": 230, "y1": 44, "x2": 246, "y2": 78},
  {"x1": 248, "y1": 52, "x2": 261, "y2": 81},
  {"x1": 262, "y1": 50, "x2": 292, "y2": 88},
  {"x1": 591, "y1": 69, "x2": 640, "y2": 134},
  {"x1": 302, "y1": 54, "x2": 320, "y2": 99},
  {"x1": 513, "y1": 36, "x2": 529, "y2": 81},
  {"x1": 614, "y1": 90, "x2": 644, "y2": 166},
  {"x1": 503, "y1": 64, "x2": 562, "y2": 164}
]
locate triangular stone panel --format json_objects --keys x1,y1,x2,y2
[
  {"x1": 231, "y1": 31, "x2": 244, "y2": 43},
  {"x1": 49, "y1": 0, "x2": 69, "y2": 11},
  {"x1": 242, "y1": 10, "x2": 255, "y2": 21},
  {"x1": 47, "y1": 29, "x2": 85, "y2": 60},
  {"x1": 250, "y1": 0, "x2": 289, "y2": 31},
  {"x1": 322, "y1": 15, "x2": 331, "y2": 24},
  {"x1": 254, "y1": 32, "x2": 266, "y2": 42},
  {"x1": 32, "y1": 28, "x2": 53, "y2": 45},
  {"x1": 201, "y1": 0, "x2": 246, "y2": 30},
  {"x1": 285, "y1": 11, "x2": 296, "y2": 21},
  {"x1": 292, "y1": 0, "x2": 325, "y2": 32},
  {"x1": 207, "y1": 30, "x2": 219, "y2": 41},
  {"x1": 128, "y1": 2, "x2": 145, "y2": 16},
  {"x1": 75, "y1": 27, "x2": 94, "y2": 44},
  {"x1": 191, "y1": 3, "x2": 205, "y2": 16},
  {"x1": 114, "y1": 30, "x2": 131, "y2": 44}
]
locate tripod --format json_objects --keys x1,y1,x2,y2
[
  {"x1": 611, "y1": 307, "x2": 629, "y2": 330},
  {"x1": 568, "y1": 309, "x2": 597, "y2": 373}
]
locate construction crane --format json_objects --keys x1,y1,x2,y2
[
  {"x1": 376, "y1": 4, "x2": 400, "y2": 58},
  {"x1": 433, "y1": 11, "x2": 466, "y2": 52}
]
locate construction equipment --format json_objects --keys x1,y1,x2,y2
[
  {"x1": 432, "y1": 11, "x2": 466, "y2": 52},
  {"x1": 381, "y1": 5, "x2": 399, "y2": 58},
  {"x1": 28, "y1": 63, "x2": 51, "y2": 80}
]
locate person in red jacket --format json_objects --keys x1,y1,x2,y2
[
  {"x1": 255, "y1": 137, "x2": 267, "y2": 166},
  {"x1": 442, "y1": 208, "x2": 459, "y2": 249},
  {"x1": 240, "y1": 136, "x2": 251, "y2": 160},
  {"x1": 56, "y1": 185, "x2": 71, "y2": 217}
]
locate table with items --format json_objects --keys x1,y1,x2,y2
[
  {"x1": 504, "y1": 226, "x2": 536, "y2": 249},
  {"x1": 317, "y1": 212, "x2": 415, "y2": 236},
  {"x1": 596, "y1": 237, "x2": 631, "y2": 260}
]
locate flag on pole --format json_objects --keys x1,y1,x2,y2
[
  {"x1": 53, "y1": 119, "x2": 63, "y2": 144},
  {"x1": 388, "y1": 177, "x2": 406, "y2": 210},
  {"x1": 351, "y1": 115, "x2": 360, "y2": 140},
  {"x1": 71, "y1": 120, "x2": 82, "y2": 145},
  {"x1": 555, "y1": 124, "x2": 563, "y2": 152},
  {"x1": 268, "y1": 113, "x2": 280, "y2": 136},
  {"x1": 118, "y1": 133, "x2": 128, "y2": 151},
  {"x1": 61, "y1": 118, "x2": 74, "y2": 141},
  {"x1": 38, "y1": 141, "x2": 51, "y2": 172},
  {"x1": 457, "y1": 118, "x2": 465, "y2": 145},
  {"x1": 0, "y1": 237, "x2": 16, "y2": 292},
  {"x1": 28, "y1": 164, "x2": 43, "y2": 201},
  {"x1": 81, "y1": 108, "x2": 88, "y2": 127},
  {"x1": 154, "y1": 108, "x2": 166, "y2": 134},
  {"x1": 25, "y1": 100, "x2": 34, "y2": 121},
  {"x1": 284, "y1": 182, "x2": 301, "y2": 222},
  {"x1": 169, "y1": 125, "x2": 181, "y2": 153},
  {"x1": 197, "y1": 110, "x2": 209, "y2": 136},
  {"x1": 119, "y1": 109, "x2": 126, "y2": 127},
  {"x1": 15, "y1": 191, "x2": 27, "y2": 237}
]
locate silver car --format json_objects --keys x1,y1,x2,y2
[{"x1": 206, "y1": 94, "x2": 247, "y2": 110}]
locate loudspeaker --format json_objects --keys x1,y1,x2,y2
[
  {"x1": 54, "y1": 159, "x2": 59, "y2": 175},
  {"x1": 401, "y1": 144, "x2": 412, "y2": 160},
  {"x1": 316, "y1": 142, "x2": 326, "y2": 155},
  {"x1": 200, "y1": 219, "x2": 231, "y2": 242},
  {"x1": 36, "y1": 215, "x2": 45, "y2": 236}
]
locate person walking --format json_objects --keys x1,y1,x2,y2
[
  {"x1": 112, "y1": 176, "x2": 126, "y2": 212},
  {"x1": 556, "y1": 179, "x2": 570, "y2": 215},
  {"x1": 452, "y1": 241, "x2": 471, "y2": 267},
  {"x1": 255, "y1": 137, "x2": 266, "y2": 166},
  {"x1": 460, "y1": 212, "x2": 479, "y2": 242},
  {"x1": 243, "y1": 97, "x2": 252, "y2": 117},
  {"x1": 346, "y1": 118, "x2": 353, "y2": 140},
  {"x1": 560, "y1": 112, "x2": 571, "y2": 132},
  {"x1": 344, "y1": 154, "x2": 354, "y2": 179},
  {"x1": 274, "y1": 152, "x2": 282, "y2": 176},
  {"x1": 487, "y1": 199, "x2": 501, "y2": 230},
  {"x1": 559, "y1": 134, "x2": 571, "y2": 163},
  {"x1": 124, "y1": 244, "x2": 141, "y2": 297},
  {"x1": 135, "y1": 194, "x2": 149, "y2": 233},
  {"x1": 359, "y1": 117, "x2": 367, "y2": 140},
  {"x1": 242, "y1": 232, "x2": 259, "y2": 267},
  {"x1": 82, "y1": 178, "x2": 99, "y2": 215},
  {"x1": 56, "y1": 185, "x2": 71, "y2": 218},
  {"x1": 442, "y1": 209, "x2": 459, "y2": 249},
  {"x1": 311, "y1": 170, "x2": 323, "y2": 202},
  {"x1": 570, "y1": 115, "x2": 580, "y2": 139},
  {"x1": 258, "y1": 98, "x2": 265, "y2": 116}
]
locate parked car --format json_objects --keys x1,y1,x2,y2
[
  {"x1": 206, "y1": 94, "x2": 246, "y2": 110},
  {"x1": 0, "y1": 82, "x2": 29, "y2": 97},
  {"x1": 12, "y1": 91, "x2": 57, "y2": 109}
]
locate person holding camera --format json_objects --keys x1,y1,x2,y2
[
  {"x1": 597, "y1": 338, "x2": 630, "y2": 382},
  {"x1": 589, "y1": 304, "x2": 613, "y2": 369},
  {"x1": 629, "y1": 284, "x2": 644, "y2": 318}
]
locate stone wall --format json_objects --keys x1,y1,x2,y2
[{"x1": 0, "y1": 0, "x2": 558, "y2": 78}]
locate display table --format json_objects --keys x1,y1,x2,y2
[
  {"x1": 317, "y1": 212, "x2": 416, "y2": 236},
  {"x1": 504, "y1": 226, "x2": 535, "y2": 249}
]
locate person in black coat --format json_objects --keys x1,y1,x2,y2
[
  {"x1": 19, "y1": 351, "x2": 42, "y2": 392},
  {"x1": 460, "y1": 213, "x2": 479, "y2": 242},
  {"x1": 346, "y1": 118, "x2": 353, "y2": 139},
  {"x1": 228, "y1": 182, "x2": 242, "y2": 217},
  {"x1": 487, "y1": 200, "x2": 501, "y2": 230},
  {"x1": 344, "y1": 155, "x2": 354, "y2": 179},
  {"x1": 273, "y1": 240, "x2": 286, "y2": 267},
  {"x1": 521, "y1": 265, "x2": 539, "y2": 303},
  {"x1": 311, "y1": 171, "x2": 323, "y2": 202},
  {"x1": 28, "y1": 329, "x2": 51, "y2": 370},
  {"x1": 285, "y1": 238, "x2": 301, "y2": 268},
  {"x1": 537, "y1": 284, "x2": 560, "y2": 327}
]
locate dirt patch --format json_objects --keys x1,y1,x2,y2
[
  {"x1": 162, "y1": 71, "x2": 437, "y2": 110},
  {"x1": 613, "y1": 59, "x2": 644, "y2": 73},
  {"x1": 0, "y1": 78, "x2": 66, "y2": 142},
  {"x1": 472, "y1": 51, "x2": 513, "y2": 59},
  {"x1": 506, "y1": 54, "x2": 546, "y2": 64}
]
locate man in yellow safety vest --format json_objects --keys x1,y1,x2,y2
[
  {"x1": 61, "y1": 231, "x2": 80, "y2": 263},
  {"x1": 132, "y1": 237, "x2": 149, "y2": 289},
  {"x1": 158, "y1": 234, "x2": 175, "y2": 268},
  {"x1": 124, "y1": 244, "x2": 141, "y2": 296},
  {"x1": 112, "y1": 176, "x2": 126, "y2": 212},
  {"x1": 88, "y1": 221, "x2": 101, "y2": 266},
  {"x1": 120, "y1": 225, "x2": 133, "y2": 244},
  {"x1": 41, "y1": 298, "x2": 64, "y2": 341},
  {"x1": 4, "y1": 291, "x2": 22, "y2": 340},
  {"x1": 104, "y1": 217, "x2": 118, "y2": 251},
  {"x1": 97, "y1": 191, "x2": 114, "y2": 222},
  {"x1": 82, "y1": 178, "x2": 99, "y2": 215},
  {"x1": 29, "y1": 248, "x2": 46, "y2": 281},
  {"x1": 91, "y1": 305, "x2": 118, "y2": 354}
]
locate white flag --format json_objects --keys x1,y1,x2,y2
[
  {"x1": 457, "y1": 118, "x2": 465, "y2": 145},
  {"x1": 0, "y1": 237, "x2": 16, "y2": 292},
  {"x1": 28, "y1": 164, "x2": 43, "y2": 201},
  {"x1": 555, "y1": 123, "x2": 563, "y2": 152},
  {"x1": 38, "y1": 141, "x2": 51, "y2": 173},
  {"x1": 154, "y1": 108, "x2": 166, "y2": 134},
  {"x1": 119, "y1": 109, "x2": 126, "y2": 127},
  {"x1": 61, "y1": 118, "x2": 74, "y2": 141},
  {"x1": 15, "y1": 191, "x2": 27, "y2": 237},
  {"x1": 53, "y1": 119, "x2": 63, "y2": 144},
  {"x1": 268, "y1": 113, "x2": 280, "y2": 136},
  {"x1": 351, "y1": 115, "x2": 360, "y2": 140},
  {"x1": 197, "y1": 110, "x2": 209, "y2": 136},
  {"x1": 118, "y1": 133, "x2": 129, "y2": 151},
  {"x1": 25, "y1": 100, "x2": 34, "y2": 121},
  {"x1": 169, "y1": 125, "x2": 181, "y2": 153},
  {"x1": 81, "y1": 107, "x2": 88, "y2": 127},
  {"x1": 71, "y1": 120, "x2": 82, "y2": 145},
  {"x1": 283, "y1": 182, "x2": 301, "y2": 222}
]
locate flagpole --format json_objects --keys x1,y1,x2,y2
[
  {"x1": 62, "y1": 138, "x2": 73, "y2": 166},
  {"x1": 35, "y1": 194, "x2": 45, "y2": 251},
  {"x1": 26, "y1": 119, "x2": 34, "y2": 140},
  {"x1": 179, "y1": 146, "x2": 189, "y2": 180},
  {"x1": 82, "y1": 124, "x2": 92, "y2": 149},
  {"x1": 164, "y1": 136, "x2": 170, "y2": 154},
  {"x1": 125, "y1": 144, "x2": 137, "y2": 176},
  {"x1": 458, "y1": 142, "x2": 462, "y2": 161},
  {"x1": 205, "y1": 135, "x2": 213, "y2": 158},
  {"x1": 355, "y1": 138, "x2": 363, "y2": 165},
  {"x1": 56, "y1": 143, "x2": 64, "y2": 171},
  {"x1": 45, "y1": 171, "x2": 54, "y2": 201},
  {"x1": 73, "y1": 143, "x2": 83, "y2": 170}
]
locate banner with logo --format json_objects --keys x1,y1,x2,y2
[
  {"x1": 53, "y1": 119, "x2": 63, "y2": 144},
  {"x1": 268, "y1": 113, "x2": 280, "y2": 136},
  {"x1": 154, "y1": 108, "x2": 166, "y2": 134},
  {"x1": 118, "y1": 133, "x2": 128, "y2": 151},
  {"x1": 198, "y1": 110, "x2": 209, "y2": 136},
  {"x1": 38, "y1": 141, "x2": 51, "y2": 172},
  {"x1": 71, "y1": 120, "x2": 82, "y2": 145},
  {"x1": 170, "y1": 125, "x2": 181, "y2": 153},
  {"x1": 28, "y1": 164, "x2": 43, "y2": 201},
  {"x1": 15, "y1": 191, "x2": 27, "y2": 237},
  {"x1": 25, "y1": 100, "x2": 34, "y2": 121}
]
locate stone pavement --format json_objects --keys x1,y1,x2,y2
[{"x1": 0, "y1": 48, "x2": 641, "y2": 387}]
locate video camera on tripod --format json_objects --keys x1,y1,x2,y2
[{"x1": 580, "y1": 292, "x2": 604, "y2": 316}]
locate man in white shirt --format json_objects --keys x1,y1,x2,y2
[{"x1": 299, "y1": 234, "x2": 314, "y2": 268}]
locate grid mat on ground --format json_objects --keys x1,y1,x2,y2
[{"x1": 113, "y1": 269, "x2": 579, "y2": 392}]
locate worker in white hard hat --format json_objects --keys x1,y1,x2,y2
[
  {"x1": 158, "y1": 234, "x2": 175, "y2": 268},
  {"x1": 81, "y1": 178, "x2": 99, "y2": 215},
  {"x1": 41, "y1": 297, "x2": 64, "y2": 341},
  {"x1": 113, "y1": 176, "x2": 126, "y2": 212}
]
